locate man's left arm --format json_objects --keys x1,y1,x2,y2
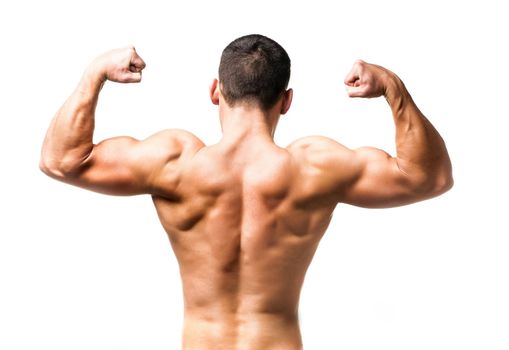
[{"x1": 40, "y1": 47, "x2": 202, "y2": 196}]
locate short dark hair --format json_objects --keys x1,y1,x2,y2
[{"x1": 218, "y1": 34, "x2": 291, "y2": 110}]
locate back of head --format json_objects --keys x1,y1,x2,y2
[{"x1": 219, "y1": 34, "x2": 291, "y2": 110}]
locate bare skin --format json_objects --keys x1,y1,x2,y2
[{"x1": 40, "y1": 47, "x2": 453, "y2": 349}]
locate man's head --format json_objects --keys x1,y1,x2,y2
[{"x1": 217, "y1": 34, "x2": 291, "y2": 110}]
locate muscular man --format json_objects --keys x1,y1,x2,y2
[{"x1": 40, "y1": 34, "x2": 453, "y2": 349}]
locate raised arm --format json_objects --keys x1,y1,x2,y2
[
  {"x1": 39, "y1": 47, "x2": 203, "y2": 196},
  {"x1": 293, "y1": 60, "x2": 453, "y2": 208}
]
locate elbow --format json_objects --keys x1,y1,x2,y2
[
  {"x1": 39, "y1": 156, "x2": 65, "y2": 179},
  {"x1": 433, "y1": 158, "x2": 454, "y2": 195},
  {"x1": 39, "y1": 157, "x2": 51, "y2": 176},
  {"x1": 39, "y1": 155, "x2": 82, "y2": 179},
  {"x1": 410, "y1": 169, "x2": 454, "y2": 199},
  {"x1": 39, "y1": 153, "x2": 54, "y2": 176},
  {"x1": 432, "y1": 171, "x2": 454, "y2": 196}
]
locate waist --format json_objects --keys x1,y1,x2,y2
[{"x1": 182, "y1": 310, "x2": 302, "y2": 350}]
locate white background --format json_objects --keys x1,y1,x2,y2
[{"x1": 1, "y1": 1, "x2": 508, "y2": 349}]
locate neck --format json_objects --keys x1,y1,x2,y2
[{"x1": 219, "y1": 103, "x2": 280, "y2": 145}]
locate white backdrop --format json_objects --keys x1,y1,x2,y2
[{"x1": 1, "y1": 1, "x2": 508, "y2": 349}]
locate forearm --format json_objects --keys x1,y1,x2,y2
[
  {"x1": 384, "y1": 74, "x2": 453, "y2": 190},
  {"x1": 40, "y1": 68, "x2": 105, "y2": 175}
]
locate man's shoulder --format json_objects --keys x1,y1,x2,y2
[
  {"x1": 152, "y1": 128, "x2": 204, "y2": 145},
  {"x1": 285, "y1": 135, "x2": 359, "y2": 180},
  {"x1": 283, "y1": 136, "x2": 360, "y2": 202},
  {"x1": 148, "y1": 129, "x2": 205, "y2": 154},
  {"x1": 286, "y1": 135, "x2": 351, "y2": 159}
]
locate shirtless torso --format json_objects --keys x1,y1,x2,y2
[
  {"x1": 154, "y1": 136, "x2": 338, "y2": 348},
  {"x1": 40, "y1": 45, "x2": 453, "y2": 349}
]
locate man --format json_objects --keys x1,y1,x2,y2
[{"x1": 40, "y1": 34, "x2": 453, "y2": 349}]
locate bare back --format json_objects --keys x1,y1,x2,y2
[{"x1": 152, "y1": 141, "x2": 336, "y2": 349}]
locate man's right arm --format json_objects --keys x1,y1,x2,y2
[{"x1": 298, "y1": 60, "x2": 453, "y2": 208}]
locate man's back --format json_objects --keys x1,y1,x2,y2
[{"x1": 153, "y1": 139, "x2": 336, "y2": 348}]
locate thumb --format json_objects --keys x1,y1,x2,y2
[
  {"x1": 122, "y1": 71, "x2": 142, "y2": 83},
  {"x1": 345, "y1": 85, "x2": 365, "y2": 98}
]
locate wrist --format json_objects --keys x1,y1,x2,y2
[
  {"x1": 81, "y1": 63, "x2": 107, "y2": 91},
  {"x1": 383, "y1": 72, "x2": 410, "y2": 112},
  {"x1": 84, "y1": 59, "x2": 107, "y2": 82}
]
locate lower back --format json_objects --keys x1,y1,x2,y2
[{"x1": 182, "y1": 310, "x2": 303, "y2": 350}]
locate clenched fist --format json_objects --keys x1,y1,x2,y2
[
  {"x1": 344, "y1": 60, "x2": 394, "y2": 98},
  {"x1": 87, "y1": 46, "x2": 146, "y2": 84}
]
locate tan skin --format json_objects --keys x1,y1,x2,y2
[{"x1": 40, "y1": 47, "x2": 453, "y2": 349}]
